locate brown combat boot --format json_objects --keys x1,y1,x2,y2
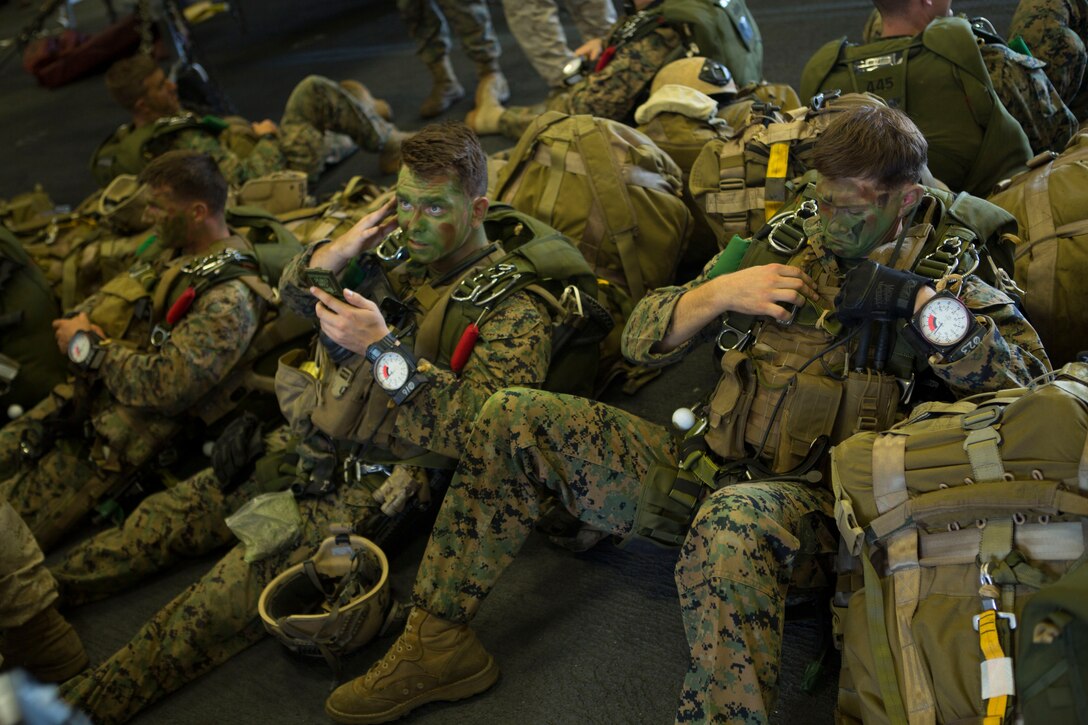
[
  {"x1": 420, "y1": 56, "x2": 466, "y2": 119},
  {"x1": 474, "y1": 63, "x2": 509, "y2": 109},
  {"x1": 339, "y1": 80, "x2": 394, "y2": 122},
  {"x1": 378, "y1": 129, "x2": 413, "y2": 176},
  {"x1": 0, "y1": 605, "x2": 88, "y2": 682},
  {"x1": 324, "y1": 607, "x2": 498, "y2": 724},
  {"x1": 464, "y1": 105, "x2": 504, "y2": 136}
]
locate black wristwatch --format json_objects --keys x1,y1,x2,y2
[
  {"x1": 901, "y1": 290, "x2": 984, "y2": 361},
  {"x1": 365, "y1": 335, "x2": 429, "y2": 405},
  {"x1": 68, "y1": 329, "x2": 109, "y2": 372}
]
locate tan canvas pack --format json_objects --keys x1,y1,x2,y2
[
  {"x1": 987, "y1": 132, "x2": 1088, "y2": 366},
  {"x1": 234, "y1": 170, "x2": 311, "y2": 215},
  {"x1": 688, "y1": 91, "x2": 888, "y2": 248},
  {"x1": 281, "y1": 176, "x2": 387, "y2": 245},
  {"x1": 491, "y1": 111, "x2": 692, "y2": 302},
  {"x1": 831, "y1": 363, "x2": 1088, "y2": 725}
]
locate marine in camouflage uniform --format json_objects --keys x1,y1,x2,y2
[
  {"x1": 0, "y1": 153, "x2": 264, "y2": 552},
  {"x1": 397, "y1": 0, "x2": 500, "y2": 69},
  {"x1": 471, "y1": 2, "x2": 683, "y2": 139},
  {"x1": 1010, "y1": 0, "x2": 1088, "y2": 121},
  {"x1": 325, "y1": 106, "x2": 1050, "y2": 725},
  {"x1": 58, "y1": 123, "x2": 563, "y2": 725},
  {"x1": 860, "y1": 9, "x2": 1077, "y2": 154},
  {"x1": 93, "y1": 55, "x2": 404, "y2": 187},
  {"x1": 500, "y1": 0, "x2": 617, "y2": 88}
]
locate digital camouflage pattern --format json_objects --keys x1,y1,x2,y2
[
  {"x1": 108, "y1": 76, "x2": 395, "y2": 186},
  {"x1": 496, "y1": 25, "x2": 682, "y2": 139},
  {"x1": 402, "y1": 218, "x2": 1048, "y2": 722},
  {"x1": 0, "y1": 239, "x2": 262, "y2": 549},
  {"x1": 1010, "y1": 0, "x2": 1088, "y2": 120},
  {"x1": 500, "y1": 0, "x2": 616, "y2": 88},
  {"x1": 396, "y1": 0, "x2": 501, "y2": 67},
  {"x1": 980, "y1": 41, "x2": 1078, "y2": 154},
  {"x1": 0, "y1": 497, "x2": 57, "y2": 632},
  {"x1": 56, "y1": 236, "x2": 555, "y2": 723}
]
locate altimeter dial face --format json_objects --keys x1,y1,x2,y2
[
  {"x1": 918, "y1": 295, "x2": 972, "y2": 347},
  {"x1": 373, "y1": 351, "x2": 410, "y2": 391},
  {"x1": 68, "y1": 331, "x2": 95, "y2": 364}
]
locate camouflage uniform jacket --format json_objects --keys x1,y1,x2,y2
[
  {"x1": 622, "y1": 227, "x2": 1051, "y2": 418},
  {"x1": 74, "y1": 235, "x2": 262, "y2": 417},
  {"x1": 1010, "y1": 0, "x2": 1088, "y2": 120},
  {"x1": 548, "y1": 15, "x2": 682, "y2": 123},
  {"x1": 279, "y1": 240, "x2": 553, "y2": 460}
]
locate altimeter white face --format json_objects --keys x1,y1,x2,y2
[
  {"x1": 373, "y1": 351, "x2": 410, "y2": 391},
  {"x1": 918, "y1": 296, "x2": 972, "y2": 346},
  {"x1": 68, "y1": 331, "x2": 95, "y2": 364}
]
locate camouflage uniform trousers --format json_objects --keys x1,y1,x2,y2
[
  {"x1": 496, "y1": 27, "x2": 681, "y2": 140},
  {"x1": 0, "y1": 497, "x2": 58, "y2": 637},
  {"x1": 500, "y1": 0, "x2": 617, "y2": 88},
  {"x1": 58, "y1": 475, "x2": 385, "y2": 725},
  {"x1": 980, "y1": 42, "x2": 1078, "y2": 154},
  {"x1": 277, "y1": 75, "x2": 396, "y2": 178},
  {"x1": 397, "y1": 0, "x2": 501, "y2": 67},
  {"x1": 410, "y1": 387, "x2": 832, "y2": 724},
  {"x1": 1011, "y1": 0, "x2": 1088, "y2": 120}
]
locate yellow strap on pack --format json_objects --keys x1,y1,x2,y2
[
  {"x1": 764, "y1": 142, "x2": 791, "y2": 221},
  {"x1": 977, "y1": 609, "x2": 1014, "y2": 725}
]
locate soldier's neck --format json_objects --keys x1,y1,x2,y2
[{"x1": 184, "y1": 220, "x2": 233, "y2": 257}]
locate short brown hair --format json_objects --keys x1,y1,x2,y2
[
  {"x1": 106, "y1": 54, "x2": 158, "y2": 111},
  {"x1": 811, "y1": 105, "x2": 927, "y2": 187},
  {"x1": 400, "y1": 121, "x2": 487, "y2": 198},
  {"x1": 139, "y1": 150, "x2": 228, "y2": 216}
]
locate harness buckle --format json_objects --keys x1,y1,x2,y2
[
  {"x1": 149, "y1": 324, "x2": 170, "y2": 348},
  {"x1": 716, "y1": 321, "x2": 753, "y2": 352}
]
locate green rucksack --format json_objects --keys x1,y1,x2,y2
[
  {"x1": 831, "y1": 362, "x2": 1088, "y2": 725},
  {"x1": 658, "y1": 0, "x2": 763, "y2": 86},
  {"x1": 988, "y1": 132, "x2": 1088, "y2": 367},
  {"x1": 491, "y1": 111, "x2": 692, "y2": 303},
  {"x1": 801, "y1": 17, "x2": 1032, "y2": 197},
  {"x1": 1017, "y1": 557, "x2": 1088, "y2": 724}
]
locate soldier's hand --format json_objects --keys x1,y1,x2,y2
[
  {"x1": 312, "y1": 199, "x2": 398, "y2": 271},
  {"x1": 575, "y1": 37, "x2": 604, "y2": 62},
  {"x1": 835, "y1": 260, "x2": 928, "y2": 324},
  {"x1": 52, "y1": 313, "x2": 107, "y2": 354},
  {"x1": 251, "y1": 119, "x2": 278, "y2": 137},
  {"x1": 718, "y1": 264, "x2": 819, "y2": 322},
  {"x1": 311, "y1": 286, "x2": 390, "y2": 355}
]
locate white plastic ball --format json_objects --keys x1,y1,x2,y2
[
  {"x1": 672, "y1": 407, "x2": 696, "y2": 432},
  {"x1": 202, "y1": 441, "x2": 215, "y2": 457},
  {"x1": 7, "y1": 404, "x2": 23, "y2": 420}
]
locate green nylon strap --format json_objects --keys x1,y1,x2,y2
[{"x1": 862, "y1": 550, "x2": 910, "y2": 725}]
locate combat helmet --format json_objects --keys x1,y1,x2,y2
[
  {"x1": 651, "y1": 56, "x2": 737, "y2": 98},
  {"x1": 258, "y1": 528, "x2": 393, "y2": 673}
]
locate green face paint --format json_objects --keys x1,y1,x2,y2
[
  {"x1": 814, "y1": 178, "x2": 906, "y2": 259},
  {"x1": 395, "y1": 168, "x2": 478, "y2": 266}
]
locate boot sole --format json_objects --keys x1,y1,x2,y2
[{"x1": 324, "y1": 657, "x2": 500, "y2": 724}]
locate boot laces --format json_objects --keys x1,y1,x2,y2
[{"x1": 364, "y1": 621, "x2": 416, "y2": 685}]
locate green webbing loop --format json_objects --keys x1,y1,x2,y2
[{"x1": 862, "y1": 551, "x2": 910, "y2": 725}]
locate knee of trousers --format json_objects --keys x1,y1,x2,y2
[{"x1": 473, "y1": 387, "x2": 566, "y2": 447}]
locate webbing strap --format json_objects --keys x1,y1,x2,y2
[
  {"x1": 1081, "y1": 423, "x2": 1088, "y2": 492},
  {"x1": 963, "y1": 409, "x2": 1006, "y2": 482},
  {"x1": 539, "y1": 138, "x2": 570, "y2": 225},
  {"x1": 888, "y1": 529, "x2": 935, "y2": 725},
  {"x1": 764, "y1": 142, "x2": 790, "y2": 219},
  {"x1": 872, "y1": 434, "x2": 908, "y2": 515},
  {"x1": 861, "y1": 550, "x2": 910, "y2": 725},
  {"x1": 977, "y1": 609, "x2": 1014, "y2": 725},
  {"x1": 573, "y1": 120, "x2": 646, "y2": 300}
]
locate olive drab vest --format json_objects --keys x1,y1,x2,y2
[
  {"x1": 658, "y1": 0, "x2": 763, "y2": 86},
  {"x1": 89, "y1": 113, "x2": 226, "y2": 188},
  {"x1": 277, "y1": 205, "x2": 607, "y2": 466},
  {"x1": 0, "y1": 226, "x2": 67, "y2": 412},
  {"x1": 800, "y1": 17, "x2": 1033, "y2": 197},
  {"x1": 630, "y1": 186, "x2": 1016, "y2": 547}
]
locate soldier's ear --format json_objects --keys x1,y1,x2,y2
[
  {"x1": 190, "y1": 200, "x2": 209, "y2": 222},
  {"x1": 470, "y1": 196, "x2": 489, "y2": 228},
  {"x1": 897, "y1": 184, "x2": 923, "y2": 218}
]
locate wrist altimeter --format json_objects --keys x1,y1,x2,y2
[
  {"x1": 68, "y1": 330, "x2": 109, "y2": 372},
  {"x1": 903, "y1": 291, "x2": 983, "y2": 360},
  {"x1": 365, "y1": 334, "x2": 428, "y2": 405}
]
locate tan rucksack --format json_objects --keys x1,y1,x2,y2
[
  {"x1": 280, "y1": 175, "x2": 388, "y2": 245},
  {"x1": 987, "y1": 132, "x2": 1088, "y2": 366},
  {"x1": 490, "y1": 111, "x2": 692, "y2": 303},
  {"x1": 831, "y1": 362, "x2": 1088, "y2": 725},
  {"x1": 688, "y1": 91, "x2": 888, "y2": 249}
]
